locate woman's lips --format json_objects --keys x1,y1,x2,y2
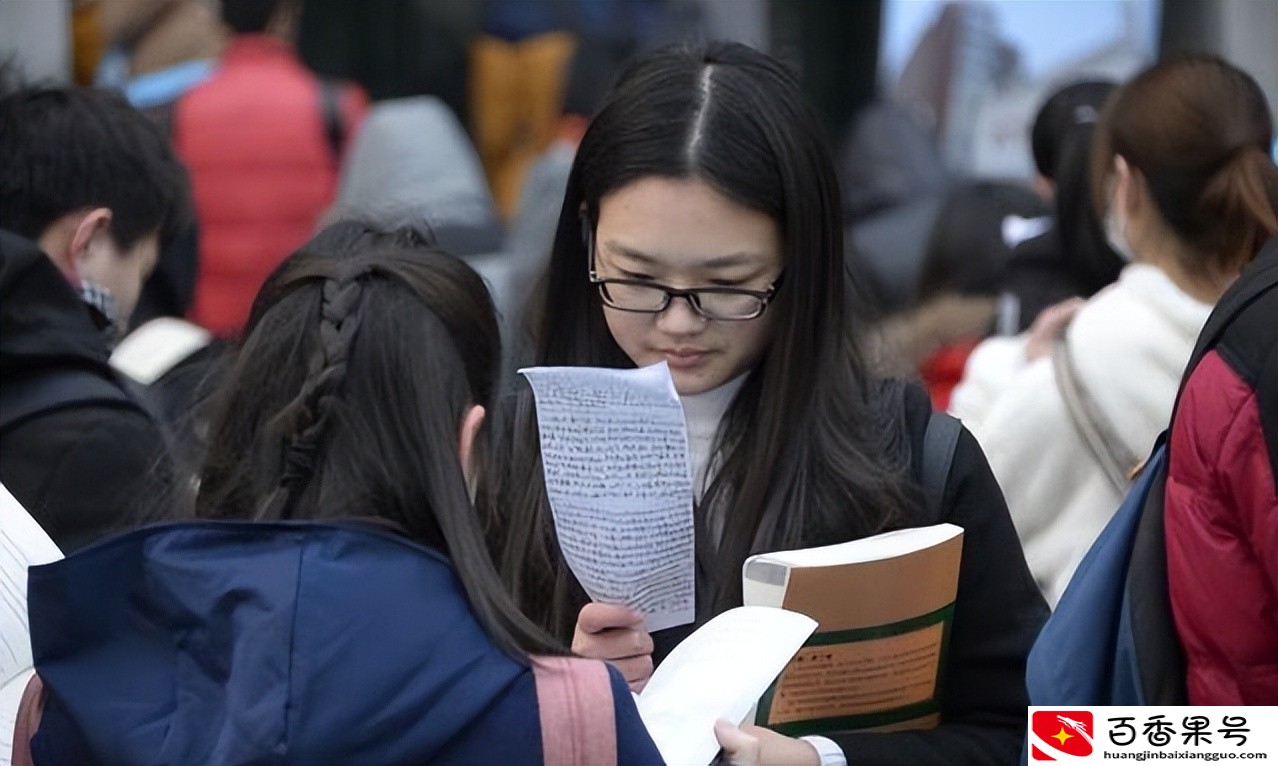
[{"x1": 661, "y1": 348, "x2": 709, "y2": 370}]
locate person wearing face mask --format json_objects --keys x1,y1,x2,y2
[
  {"x1": 951, "y1": 55, "x2": 1278, "y2": 607},
  {"x1": 950, "y1": 81, "x2": 1124, "y2": 427},
  {"x1": 0, "y1": 85, "x2": 189, "y2": 552}
]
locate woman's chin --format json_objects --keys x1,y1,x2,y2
[{"x1": 669, "y1": 368, "x2": 724, "y2": 396}]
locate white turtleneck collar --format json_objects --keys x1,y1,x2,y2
[{"x1": 681, "y1": 372, "x2": 749, "y2": 499}]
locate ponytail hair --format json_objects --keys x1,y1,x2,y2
[
  {"x1": 195, "y1": 223, "x2": 562, "y2": 660},
  {"x1": 1091, "y1": 54, "x2": 1278, "y2": 278},
  {"x1": 1196, "y1": 144, "x2": 1278, "y2": 270}
]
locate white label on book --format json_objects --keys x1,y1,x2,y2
[{"x1": 520, "y1": 361, "x2": 695, "y2": 632}]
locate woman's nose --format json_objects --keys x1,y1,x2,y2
[{"x1": 654, "y1": 293, "x2": 708, "y2": 334}]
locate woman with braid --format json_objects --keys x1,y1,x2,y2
[{"x1": 14, "y1": 221, "x2": 664, "y2": 765}]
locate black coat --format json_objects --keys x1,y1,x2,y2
[
  {"x1": 0, "y1": 229, "x2": 171, "y2": 553},
  {"x1": 1001, "y1": 207, "x2": 1123, "y2": 334},
  {"x1": 1000, "y1": 229, "x2": 1090, "y2": 333},
  {"x1": 651, "y1": 384, "x2": 1049, "y2": 766}
]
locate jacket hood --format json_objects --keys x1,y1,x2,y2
[
  {"x1": 0, "y1": 228, "x2": 112, "y2": 371},
  {"x1": 27, "y1": 521, "x2": 529, "y2": 765},
  {"x1": 336, "y1": 96, "x2": 503, "y2": 256}
]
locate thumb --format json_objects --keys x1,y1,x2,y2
[
  {"x1": 578, "y1": 602, "x2": 645, "y2": 633},
  {"x1": 714, "y1": 719, "x2": 760, "y2": 766}
]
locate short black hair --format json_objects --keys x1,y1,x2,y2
[
  {"x1": 0, "y1": 86, "x2": 189, "y2": 250},
  {"x1": 221, "y1": 0, "x2": 285, "y2": 34}
]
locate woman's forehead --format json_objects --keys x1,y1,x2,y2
[{"x1": 595, "y1": 177, "x2": 781, "y2": 270}]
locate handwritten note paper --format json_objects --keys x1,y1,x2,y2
[{"x1": 520, "y1": 362, "x2": 695, "y2": 632}]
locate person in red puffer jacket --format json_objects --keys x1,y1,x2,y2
[
  {"x1": 1166, "y1": 237, "x2": 1278, "y2": 704},
  {"x1": 175, "y1": 0, "x2": 366, "y2": 337}
]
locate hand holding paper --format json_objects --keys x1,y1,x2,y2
[
  {"x1": 634, "y1": 606, "x2": 817, "y2": 766},
  {"x1": 572, "y1": 603, "x2": 654, "y2": 692},
  {"x1": 713, "y1": 721, "x2": 821, "y2": 766}
]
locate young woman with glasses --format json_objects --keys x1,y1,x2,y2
[{"x1": 486, "y1": 42, "x2": 1049, "y2": 766}]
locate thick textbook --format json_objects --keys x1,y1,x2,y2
[{"x1": 742, "y1": 523, "x2": 963, "y2": 736}]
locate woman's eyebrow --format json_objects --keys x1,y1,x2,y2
[
  {"x1": 700, "y1": 253, "x2": 758, "y2": 269},
  {"x1": 604, "y1": 241, "x2": 762, "y2": 270},
  {"x1": 605, "y1": 242, "x2": 661, "y2": 264}
]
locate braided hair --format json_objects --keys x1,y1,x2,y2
[
  {"x1": 194, "y1": 226, "x2": 561, "y2": 658},
  {"x1": 259, "y1": 273, "x2": 366, "y2": 519}
]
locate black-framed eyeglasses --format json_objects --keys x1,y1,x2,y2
[{"x1": 586, "y1": 231, "x2": 783, "y2": 321}]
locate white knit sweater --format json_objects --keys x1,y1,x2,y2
[
  {"x1": 951, "y1": 264, "x2": 1211, "y2": 605},
  {"x1": 680, "y1": 373, "x2": 748, "y2": 502}
]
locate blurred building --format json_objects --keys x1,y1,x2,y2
[
  {"x1": 896, "y1": 2, "x2": 1023, "y2": 173},
  {"x1": 969, "y1": 3, "x2": 1152, "y2": 179},
  {"x1": 895, "y1": 0, "x2": 1157, "y2": 180}
]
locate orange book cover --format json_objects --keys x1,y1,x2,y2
[{"x1": 743, "y1": 523, "x2": 963, "y2": 736}]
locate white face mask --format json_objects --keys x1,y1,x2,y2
[
  {"x1": 1102, "y1": 164, "x2": 1138, "y2": 264},
  {"x1": 78, "y1": 278, "x2": 122, "y2": 337},
  {"x1": 1103, "y1": 205, "x2": 1136, "y2": 263},
  {"x1": 78, "y1": 278, "x2": 113, "y2": 314}
]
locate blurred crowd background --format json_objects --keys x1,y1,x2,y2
[{"x1": 1, "y1": 0, "x2": 1274, "y2": 398}]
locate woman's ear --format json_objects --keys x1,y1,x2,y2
[
  {"x1": 1112, "y1": 155, "x2": 1141, "y2": 218},
  {"x1": 458, "y1": 404, "x2": 486, "y2": 494}
]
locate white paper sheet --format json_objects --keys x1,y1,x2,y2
[
  {"x1": 520, "y1": 362, "x2": 696, "y2": 632},
  {"x1": 0, "y1": 482, "x2": 62, "y2": 764},
  {"x1": 636, "y1": 606, "x2": 818, "y2": 766},
  {"x1": 110, "y1": 317, "x2": 212, "y2": 385}
]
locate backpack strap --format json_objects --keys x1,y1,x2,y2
[
  {"x1": 531, "y1": 656, "x2": 618, "y2": 766},
  {"x1": 1052, "y1": 339, "x2": 1139, "y2": 493},
  {"x1": 1173, "y1": 242, "x2": 1278, "y2": 418},
  {"x1": 10, "y1": 671, "x2": 44, "y2": 766},
  {"x1": 0, "y1": 369, "x2": 139, "y2": 435},
  {"x1": 1125, "y1": 452, "x2": 1186, "y2": 704},
  {"x1": 317, "y1": 78, "x2": 346, "y2": 166},
  {"x1": 922, "y1": 410, "x2": 962, "y2": 518},
  {"x1": 1125, "y1": 240, "x2": 1278, "y2": 705}
]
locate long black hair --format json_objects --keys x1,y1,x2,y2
[
  {"x1": 194, "y1": 223, "x2": 561, "y2": 658},
  {"x1": 1034, "y1": 81, "x2": 1124, "y2": 298},
  {"x1": 489, "y1": 41, "x2": 916, "y2": 639}
]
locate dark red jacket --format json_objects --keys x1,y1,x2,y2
[
  {"x1": 1165, "y1": 240, "x2": 1278, "y2": 704},
  {"x1": 176, "y1": 35, "x2": 366, "y2": 337}
]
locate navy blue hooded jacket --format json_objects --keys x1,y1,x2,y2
[{"x1": 26, "y1": 521, "x2": 662, "y2": 765}]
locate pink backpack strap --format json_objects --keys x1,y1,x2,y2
[
  {"x1": 531, "y1": 656, "x2": 617, "y2": 766},
  {"x1": 11, "y1": 672, "x2": 45, "y2": 766}
]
